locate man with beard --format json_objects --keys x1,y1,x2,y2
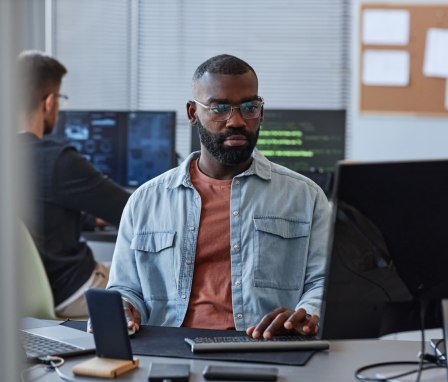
[
  {"x1": 18, "y1": 51, "x2": 130, "y2": 317},
  {"x1": 107, "y1": 54, "x2": 330, "y2": 338}
]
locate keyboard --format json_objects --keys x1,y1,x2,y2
[
  {"x1": 21, "y1": 331, "x2": 82, "y2": 359},
  {"x1": 184, "y1": 335, "x2": 330, "y2": 353}
]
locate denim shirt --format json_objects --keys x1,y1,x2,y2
[{"x1": 108, "y1": 150, "x2": 331, "y2": 331}]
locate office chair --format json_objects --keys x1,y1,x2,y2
[{"x1": 18, "y1": 220, "x2": 56, "y2": 319}]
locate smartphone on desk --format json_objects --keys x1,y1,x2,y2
[
  {"x1": 85, "y1": 288, "x2": 133, "y2": 360},
  {"x1": 203, "y1": 365, "x2": 278, "y2": 381}
]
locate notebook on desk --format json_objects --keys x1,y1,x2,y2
[{"x1": 20, "y1": 317, "x2": 96, "y2": 360}]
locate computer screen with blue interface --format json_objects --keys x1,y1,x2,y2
[{"x1": 53, "y1": 110, "x2": 176, "y2": 187}]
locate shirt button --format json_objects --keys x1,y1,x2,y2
[
  {"x1": 233, "y1": 243, "x2": 240, "y2": 251},
  {"x1": 232, "y1": 210, "x2": 239, "y2": 216},
  {"x1": 237, "y1": 313, "x2": 243, "y2": 319},
  {"x1": 186, "y1": 259, "x2": 192, "y2": 265},
  {"x1": 234, "y1": 180, "x2": 240, "y2": 185},
  {"x1": 181, "y1": 294, "x2": 187, "y2": 299},
  {"x1": 235, "y1": 280, "x2": 241, "y2": 286},
  {"x1": 188, "y1": 225, "x2": 195, "y2": 231}
]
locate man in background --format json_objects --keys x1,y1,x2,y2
[
  {"x1": 18, "y1": 51, "x2": 130, "y2": 318},
  {"x1": 107, "y1": 54, "x2": 330, "y2": 338}
]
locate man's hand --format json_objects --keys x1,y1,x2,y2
[
  {"x1": 87, "y1": 298, "x2": 141, "y2": 333},
  {"x1": 123, "y1": 299, "x2": 141, "y2": 332},
  {"x1": 246, "y1": 307, "x2": 319, "y2": 339}
]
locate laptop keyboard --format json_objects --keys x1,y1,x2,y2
[
  {"x1": 184, "y1": 335, "x2": 330, "y2": 352},
  {"x1": 21, "y1": 331, "x2": 81, "y2": 358}
]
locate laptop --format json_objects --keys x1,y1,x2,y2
[{"x1": 20, "y1": 317, "x2": 96, "y2": 360}]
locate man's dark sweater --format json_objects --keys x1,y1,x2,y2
[{"x1": 19, "y1": 132, "x2": 130, "y2": 305}]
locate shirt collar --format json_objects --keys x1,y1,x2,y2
[{"x1": 167, "y1": 149, "x2": 271, "y2": 189}]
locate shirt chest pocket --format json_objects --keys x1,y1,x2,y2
[
  {"x1": 130, "y1": 231, "x2": 176, "y2": 300},
  {"x1": 253, "y1": 217, "x2": 310, "y2": 290}
]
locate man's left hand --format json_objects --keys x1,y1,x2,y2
[{"x1": 246, "y1": 307, "x2": 319, "y2": 339}]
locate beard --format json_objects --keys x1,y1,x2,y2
[{"x1": 194, "y1": 118, "x2": 260, "y2": 166}]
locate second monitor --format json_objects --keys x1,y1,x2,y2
[{"x1": 54, "y1": 110, "x2": 177, "y2": 188}]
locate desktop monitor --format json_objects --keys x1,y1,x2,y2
[
  {"x1": 191, "y1": 109, "x2": 345, "y2": 195},
  {"x1": 321, "y1": 159, "x2": 448, "y2": 339},
  {"x1": 53, "y1": 110, "x2": 176, "y2": 188},
  {"x1": 257, "y1": 109, "x2": 345, "y2": 174}
]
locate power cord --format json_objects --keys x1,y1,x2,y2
[
  {"x1": 20, "y1": 356, "x2": 76, "y2": 382},
  {"x1": 415, "y1": 300, "x2": 427, "y2": 382},
  {"x1": 354, "y1": 300, "x2": 445, "y2": 381},
  {"x1": 354, "y1": 361, "x2": 441, "y2": 381}
]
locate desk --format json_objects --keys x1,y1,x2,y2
[{"x1": 22, "y1": 340, "x2": 447, "y2": 381}]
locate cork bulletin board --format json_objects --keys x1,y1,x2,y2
[{"x1": 360, "y1": 4, "x2": 448, "y2": 115}]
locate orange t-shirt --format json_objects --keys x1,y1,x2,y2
[{"x1": 182, "y1": 159, "x2": 235, "y2": 329}]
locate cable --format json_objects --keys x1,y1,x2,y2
[
  {"x1": 21, "y1": 356, "x2": 76, "y2": 382},
  {"x1": 354, "y1": 361, "x2": 441, "y2": 381},
  {"x1": 414, "y1": 300, "x2": 427, "y2": 382},
  {"x1": 49, "y1": 360, "x2": 77, "y2": 382},
  {"x1": 354, "y1": 299, "x2": 445, "y2": 382}
]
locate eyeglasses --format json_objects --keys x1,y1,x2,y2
[
  {"x1": 193, "y1": 97, "x2": 264, "y2": 122},
  {"x1": 56, "y1": 93, "x2": 69, "y2": 107}
]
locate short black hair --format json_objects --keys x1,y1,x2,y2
[
  {"x1": 192, "y1": 54, "x2": 257, "y2": 82},
  {"x1": 18, "y1": 50, "x2": 67, "y2": 114}
]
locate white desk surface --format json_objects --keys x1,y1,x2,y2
[{"x1": 21, "y1": 339, "x2": 447, "y2": 382}]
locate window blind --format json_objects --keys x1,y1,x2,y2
[{"x1": 51, "y1": 0, "x2": 349, "y2": 158}]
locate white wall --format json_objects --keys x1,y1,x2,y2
[{"x1": 347, "y1": 0, "x2": 448, "y2": 161}]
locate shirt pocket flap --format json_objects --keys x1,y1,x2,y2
[
  {"x1": 130, "y1": 232, "x2": 176, "y2": 253},
  {"x1": 253, "y1": 217, "x2": 309, "y2": 239}
]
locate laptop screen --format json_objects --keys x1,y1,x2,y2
[{"x1": 321, "y1": 159, "x2": 448, "y2": 339}]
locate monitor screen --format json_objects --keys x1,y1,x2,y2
[
  {"x1": 53, "y1": 110, "x2": 176, "y2": 187},
  {"x1": 257, "y1": 109, "x2": 345, "y2": 174},
  {"x1": 191, "y1": 109, "x2": 345, "y2": 195},
  {"x1": 321, "y1": 160, "x2": 448, "y2": 339}
]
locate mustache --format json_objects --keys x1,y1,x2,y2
[{"x1": 216, "y1": 128, "x2": 251, "y2": 143}]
